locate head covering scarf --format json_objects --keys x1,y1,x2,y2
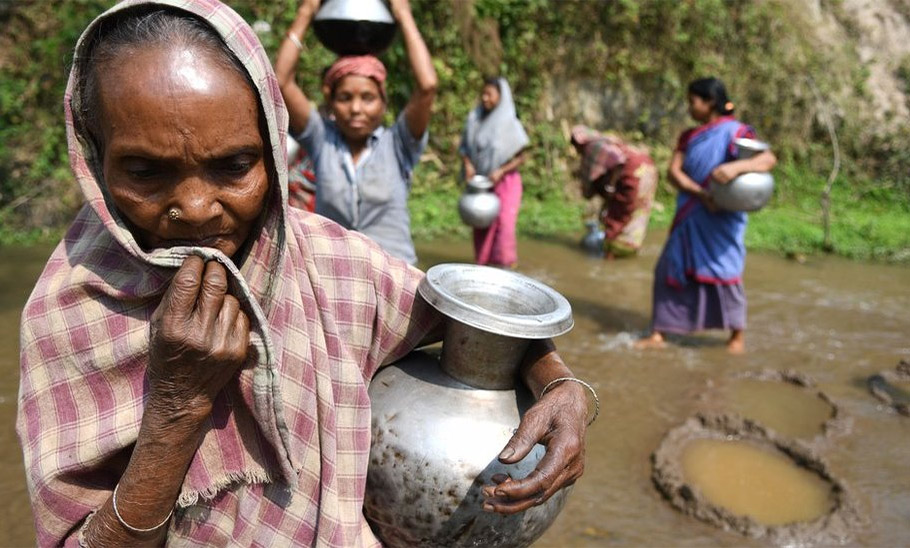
[
  {"x1": 16, "y1": 1, "x2": 433, "y2": 545},
  {"x1": 323, "y1": 54, "x2": 387, "y2": 101},
  {"x1": 459, "y1": 77, "x2": 530, "y2": 176},
  {"x1": 570, "y1": 124, "x2": 629, "y2": 198}
]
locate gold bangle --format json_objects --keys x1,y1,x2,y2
[
  {"x1": 286, "y1": 31, "x2": 304, "y2": 51},
  {"x1": 112, "y1": 483, "x2": 174, "y2": 534},
  {"x1": 539, "y1": 377, "x2": 600, "y2": 426}
]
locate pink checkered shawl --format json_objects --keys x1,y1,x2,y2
[{"x1": 16, "y1": 1, "x2": 438, "y2": 545}]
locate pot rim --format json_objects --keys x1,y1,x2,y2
[{"x1": 419, "y1": 264, "x2": 574, "y2": 339}]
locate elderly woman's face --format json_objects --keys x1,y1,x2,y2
[{"x1": 95, "y1": 45, "x2": 269, "y2": 258}]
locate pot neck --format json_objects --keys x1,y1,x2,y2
[{"x1": 439, "y1": 320, "x2": 529, "y2": 390}]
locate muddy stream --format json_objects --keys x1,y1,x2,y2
[{"x1": 1, "y1": 230, "x2": 907, "y2": 546}]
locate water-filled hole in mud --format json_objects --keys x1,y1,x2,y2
[
  {"x1": 681, "y1": 438, "x2": 834, "y2": 526},
  {"x1": 723, "y1": 379, "x2": 834, "y2": 439}
]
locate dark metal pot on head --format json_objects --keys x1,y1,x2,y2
[
  {"x1": 313, "y1": 0, "x2": 396, "y2": 55},
  {"x1": 363, "y1": 264, "x2": 575, "y2": 547}
]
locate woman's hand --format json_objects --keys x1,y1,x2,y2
[
  {"x1": 388, "y1": 0, "x2": 412, "y2": 20},
  {"x1": 298, "y1": 0, "x2": 320, "y2": 15},
  {"x1": 488, "y1": 168, "x2": 504, "y2": 184},
  {"x1": 482, "y1": 380, "x2": 587, "y2": 514},
  {"x1": 464, "y1": 158, "x2": 476, "y2": 180},
  {"x1": 697, "y1": 188, "x2": 718, "y2": 213},
  {"x1": 147, "y1": 256, "x2": 250, "y2": 420},
  {"x1": 710, "y1": 161, "x2": 741, "y2": 184}
]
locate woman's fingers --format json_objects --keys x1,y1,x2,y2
[
  {"x1": 159, "y1": 255, "x2": 205, "y2": 324},
  {"x1": 196, "y1": 260, "x2": 228, "y2": 332},
  {"x1": 497, "y1": 408, "x2": 548, "y2": 465}
]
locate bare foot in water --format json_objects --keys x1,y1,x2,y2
[
  {"x1": 635, "y1": 332, "x2": 667, "y2": 349},
  {"x1": 727, "y1": 330, "x2": 745, "y2": 354}
]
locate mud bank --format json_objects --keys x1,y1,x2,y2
[
  {"x1": 651, "y1": 414, "x2": 863, "y2": 545},
  {"x1": 868, "y1": 360, "x2": 910, "y2": 417}
]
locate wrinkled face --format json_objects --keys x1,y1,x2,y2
[
  {"x1": 687, "y1": 93, "x2": 713, "y2": 123},
  {"x1": 95, "y1": 45, "x2": 269, "y2": 258},
  {"x1": 330, "y1": 75, "x2": 385, "y2": 143},
  {"x1": 480, "y1": 84, "x2": 500, "y2": 112}
]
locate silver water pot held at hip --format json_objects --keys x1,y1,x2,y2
[
  {"x1": 313, "y1": 0, "x2": 397, "y2": 55},
  {"x1": 458, "y1": 175, "x2": 501, "y2": 228},
  {"x1": 710, "y1": 138, "x2": 775, "y2": 212},
  {"x1": 363, "y1": 264, "x2": 575, "y2": 547}
]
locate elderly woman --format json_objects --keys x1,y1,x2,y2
[
  {"x1": 275, "y1": 0, "x2": 436, "y2": 265},
  {"x1": 15, "y1": 1, "x2": 590, "y2": 546},
  {"x1": 570, "y1": 126, "x2": 658, "y2": 259},
  {"x1": 460, "y1": 77, "x2": 529, "y2": 268}
]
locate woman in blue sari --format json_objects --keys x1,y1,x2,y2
[{"x1": 637, "y1": 78, "x2": 776, "y2": 353}]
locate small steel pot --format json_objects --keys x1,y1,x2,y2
[{"x1": 458, "y1": 175, "x2": 501, "y2": 228}]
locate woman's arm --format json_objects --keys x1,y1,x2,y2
[
  {"x1": 667, "y1": 150, "x2": 706, "y2": 196},
  {"x1": 83, "y1": 257, "x2": 250, "y2": 546},
  {"x1": 489, "y1": 150, "x2": 528, "y2": 184},
  {"x1": 711, "y1": 150, "x2": 778, "y2": 184},
  {"x1": 482, "y1": 339, "x2": 589, "y2": 514},
  {"x1": 462, "y1": 155, "x2": 476, "y2": 180},
  {"x1": 275, "y1": 0, "x2": 321, "y2": 135},
  {"x1": 390, "y1": 0, "x2": 438, "y2": 140}
]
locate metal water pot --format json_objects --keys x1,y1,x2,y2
[
  {"x1": 313, "y1": 0, "x2": 396, "y2": 55},
  {"x1": 458, "y1": 175, "x2": 501, "y2": 228},
  {"x1": 580, "y1": 220, "x2": 605, "y2": 255},
  {"x1": 710, "y1": 138, "x2": 775, "y2": 212},
  {"x1": 363, "y1": 264, "x2": 575, "y2": 547}
]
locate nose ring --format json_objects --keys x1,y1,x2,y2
[{"x1": 168, "y1": 208, "x2": 180, "y2": 221}]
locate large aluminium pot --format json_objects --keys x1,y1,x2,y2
[
  {"x1": 313, "y1": 0, "x2": 396, "y2": 55},
  {"x1": 710, "y1": 138, "x2": 775, "y2": 212},
  {"x1": 458, "y1": 175, "x2": 501, "y2": 228},
  {"x1": 363, "y1": 264, "x2": 575, "y2": 547}
]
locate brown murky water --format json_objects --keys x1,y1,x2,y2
[
  {"x1": 723, "y1": 379, "x2": 835, "y2": 439},
  {"x1": 680, "y1": 438, "x2": 833, "y2": 526},
  {"x1": 1, "y1": 230, "x2": 908, "y2": 545}
]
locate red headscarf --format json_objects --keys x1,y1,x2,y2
[{"x1": 323, "y1": 55, "x2": 387, "y2": 101}]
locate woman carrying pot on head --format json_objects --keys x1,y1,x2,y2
[
  {"x1": 275, "y1": 0, "x2": 436, "y2": 265},
  {"x1": 569, "y1": 125, "x2": 658, "y2": 259},
  {"x1": 16, "y1": 1, "x2": 591, "y2": 545},
  {"x1": 636, "y1": 77, "x2": 776, "y2": 354},
  {"x1": 460, "y1": 77, "x2": 529, "y2": 268}
]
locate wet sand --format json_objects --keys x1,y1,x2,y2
[{"x1": 1, "y1": 230, "x2": 908, "y2": 545}]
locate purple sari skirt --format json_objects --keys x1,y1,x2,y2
[{"x1": 651, "y1": 248, "x2": 746, "y2": 333}]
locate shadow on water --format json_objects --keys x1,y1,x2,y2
[{"x1": 563, "y1": 294, "x2": 649, "y2": 334}]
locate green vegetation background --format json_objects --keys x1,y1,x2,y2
[{"x1": 1, "y1": 0, "x2": 908, "y2": 261}]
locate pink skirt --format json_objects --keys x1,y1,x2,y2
[{"x1": 473, "y1": 170, "x2": 522, "y2": 267}]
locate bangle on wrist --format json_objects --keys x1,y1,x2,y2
[
  {"x1": 286, "y1": 31, "x2": 304, "y2": 51},
  {"x1": 112, "y1": 483, "x2": 174, "y2": 534},
  {"x1": 538, "y1": 377, "x2": 600, "y2": 426}
]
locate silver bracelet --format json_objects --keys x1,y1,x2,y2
[
  {"x1": 539, "y1": 377, "x2": 600, "y2": 426},
  {"x1": 112, "y1": 483, "x2": 173, "y2": 534},
  {"x1": 286, "y1": 31, "x2": 304, "y2": 51}
]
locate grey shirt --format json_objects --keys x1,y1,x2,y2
[{"x1": 297, "y1": 107, "x2": 427, "y2": 264}]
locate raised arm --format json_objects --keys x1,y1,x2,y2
[
  {"x1": 389, "y1": 0, "x2": 438, "y2": 140},
  {"x1": 276, "y1": 0, "x2": 321, "y2": 135},
  {"x1": 482, "y1": 339, "x2": 591, "y2": 514}
]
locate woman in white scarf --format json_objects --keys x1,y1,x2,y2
[{"x1": 459, "y1": 77, "x2": 529, "y2": 267}]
